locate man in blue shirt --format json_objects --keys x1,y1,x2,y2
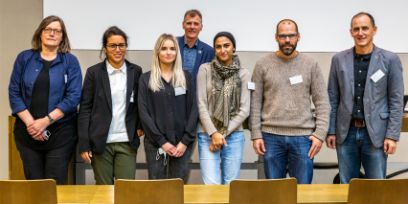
[
  {"x1": 176, "y1": 9, "x2": 214, "y2": 183},
  {"x1": 177, "y1": 9, "x2": 214, "y2": 82}
]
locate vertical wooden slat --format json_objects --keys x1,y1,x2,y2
[{"x1": 8, "y1": 116, "x2": 25, "y2": 180}]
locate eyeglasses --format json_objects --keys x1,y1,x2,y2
[
  {"x1": 43, "y1": 28, "x2": 62, "y2": 35},
  {"x1": 277, "y1": 33, "x2": 298, "y2": 40},
  {"x1": 106, "y1": 43, "x2": 127, "y2": 50}
]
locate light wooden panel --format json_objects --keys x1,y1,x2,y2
[{"x1": 8, "y1": 116, "x2": 24, "y2": 180}]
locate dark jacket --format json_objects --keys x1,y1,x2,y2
[
  {"x1": 78, "y1": 60, "x2": 143, "y2": 154},
  {"x1": 177, "y1": 36, "x2": 214, "y2": 81},
  {"x1": 8, "y1": 49, "x2": 82, "y2": 121}
]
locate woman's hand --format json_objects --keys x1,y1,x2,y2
[
  {"x1": 80, "y1": 151, "x2": 92, "y2": 164},
  {"x1": 210, "y1": 132, "x2": 227, "y2": 152},
  {"x1": 161, "y1": 142, "x2": 177, "y2": 156},
  {"x1": 27, "y1": 117, "x2": 50, "y2": 141},
  {"x1": 174, "y1": 142, "x2": 187, "y2": 157},
  {"x1": 136, "y1": 129, "x2": 144, "y2": 137}
]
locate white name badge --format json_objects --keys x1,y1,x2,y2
[
  {"x1": 370, "y1": 69, "x2": 385, "y2": 83},
  {"x1": 174, "y1": 87, "x2": 186, "y2": 96},
  {"x1": 289, "y1": 75, "x2": 303, "y2": 85},
  {"x1": 64, "y1": 74, "x2": 68, "y2": 83},
  {"x1": 248, "y1": 82, "x2": 256, "y2": 90},
  {"x1": 130, "y1": 90, "x2": 134, "y2": 103}
]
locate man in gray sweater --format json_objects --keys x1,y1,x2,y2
[{"x1": 250, "y1": 19, "x2": 330, "y2": 184}]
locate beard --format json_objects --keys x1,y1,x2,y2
[{"x1": 279, "y1": 42, "x2": 297, "y2": 56}]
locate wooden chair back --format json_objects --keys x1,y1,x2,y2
[
  {"x1": 0, "y1": 179, "x2": 57, "y2": 204},
  {"x1": 115, "y1": 178, "x2": 184, "y2": 204},
  {"x1": 348, "y1": 178, "x2": 408, "y2": 204},
  {"x1": 229, "y1": 178, "x2": 297, "y2": 204}
]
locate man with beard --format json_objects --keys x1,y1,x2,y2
[
  {"x1": 250, "y1": 19, "x2": 330, "y2": 183},
  {"x1": 177, "y1": 9, "x2": 214, "y2": 82},
  {"x1": 326, "y1": 12, "x2": 404, "y2": 183}
]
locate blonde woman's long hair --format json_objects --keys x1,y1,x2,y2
[{"x1": 149, "y1": 33, "x2": 186, "y2": 92}]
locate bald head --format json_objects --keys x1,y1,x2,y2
[
  {"x1": 276, "y1": 19, "x2": 299, "y2": 34},
  {"x1": 351, "y1": 12, "x2": 376, "y2": 28}
]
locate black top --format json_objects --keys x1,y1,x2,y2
[
  {"x1": 30, "y1": 59, "x2": 52, "y2": 119},
  {"x1": 138, "y1": 71, "x2": 198, "y2": 147},
  {"x1": 352, "y1": 51, "x2": 371, "y2": 119},
  {"x1": 16, "y1": 59, "x2": 76, "y2": 150}
]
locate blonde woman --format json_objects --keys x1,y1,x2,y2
[{"x1": 138, "y1": 34, "x2": 198, "y2": 182}]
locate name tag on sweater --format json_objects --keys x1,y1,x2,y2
[
  {"x1": 289, "y1": 75, "x2": 303, "y2": 85},
  {"x1": 130, "y1": 90, "x2": 134, "y2": 103},
  {"x1": 248, "y1": 82, "x2": 256, "y2": 90},
  {"x1": 175, "y1": 87, "x2": 186, "y2": 96},
  {"x1": 371, "y1": 69, "x2": 385, "y2": 83}
]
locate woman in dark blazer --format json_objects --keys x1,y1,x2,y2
[
  {"x1": 8, "y1": 15, "x2": 82, "y2": 184},
  {"x1": 77, "y1": 26, "x2": 143, "y2": 184},
  {"x1": 138, "y1": 34, "x2": 198, "y2": 183}
]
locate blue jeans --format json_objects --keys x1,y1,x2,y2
[
  {"x1": 262, "y1": 133, "x2": 313, "y2": 184},
  {"x1": 198, "y1": 131, "x2": 245, "y2": 184},
  {"x1": 336, "y1": 126, "x2": 387, "y2": 184}
]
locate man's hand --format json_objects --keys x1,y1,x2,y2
[
  {"x1": 326, "y1": 135, "x2": 336, "y2": 149},
  {"x1": 252, "y1": 138, "x2": 266, "y2": 155},
  {"x1": 384, "y1": 138, "x2": 397, "y2": 155},
  {"x1": 308, "y1": 135, "x2": 323, "y2": 159}
]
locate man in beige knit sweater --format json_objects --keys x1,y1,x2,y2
[{"x1": 250, "y1": 19, "x2": 330, "y2": 184}]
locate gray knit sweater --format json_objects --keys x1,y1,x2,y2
[{"x1": 250, "y1": 53, "x2": 330, "y2": 141}]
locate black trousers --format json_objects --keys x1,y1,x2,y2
[
  {"x1": 14, "y1": 119, "x2": 76, "y2": 184},
  {"x1": 144, "y1": 137, "x2": 193, "y2": 183}
]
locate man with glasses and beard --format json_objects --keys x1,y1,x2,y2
[{"x1": 250, "y1": 19, "x2": 330, "y2": 183}]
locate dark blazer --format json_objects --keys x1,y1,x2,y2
[
  {"x1": 328, "y1": 46, "x2": 404, "y2": 148},
  {"x1": 78, "y1": 60, "x2": 143, "y2": 154},
  {"x1": 177, "y1": 36, "x2": 214, "y2": 81}
]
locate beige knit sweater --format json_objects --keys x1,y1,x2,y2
[
  {"x1": 250, "y1": 53, "x2": 330, "y2": 141},
  {"x1": 197, "y1": 62, "x2": 251, "y2": 136}
]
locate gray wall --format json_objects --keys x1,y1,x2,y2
[
  {"x1": 1, "y1": 0, "x2": 407, "y2": 182},
  {"x1": 0, "y1": 0, "x2": 43, "y2": 179}
]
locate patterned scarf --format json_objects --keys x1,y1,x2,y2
[{"x1": 209, "y1": 55, "x2": 241, "y2": 135}]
